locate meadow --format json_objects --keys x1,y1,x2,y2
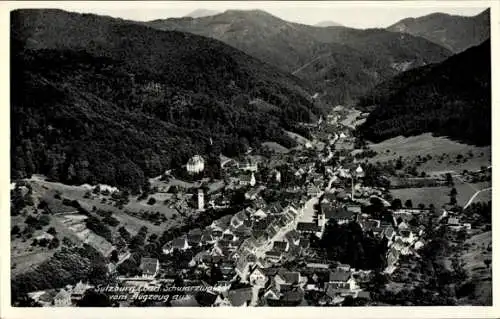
[{"x1": 367, "y1": 133, "x2": 491, "y2": 174}]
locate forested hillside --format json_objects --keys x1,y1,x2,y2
[
  {"x1": 387, "y1": 9, "x2": 490, "y2": 53},
  {"x1": 11, "y1": 9, "x2": 321, "y2": 192},
  {"x1": 145, "y1": 9, "x2": 453, "y2": 104},
  {"x1": 357, "y1": 39, "x2": 491, "y2": 146}
]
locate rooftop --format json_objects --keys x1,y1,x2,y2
[
  {"x1": 329, "y1": 271, "x2": 351, "y2": 282},
  {"x1": 297, "y1": 222, "x2": 320, "y2": 232},
  {"x1": 272, "y1": 241, "x2": 288, "y2": 253},
  {"x1": 140, "y1": 257, "x2": 159, "y2": 276},
  {"x1": 228, "y1": 287, "x2": 253, "y2": 306}
]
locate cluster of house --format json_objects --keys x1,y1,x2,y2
[
  {"x1": 382, "y1": 208, "x2": 430, "y2": 274},
  {"x1": 439, "y1": 209, "x2": 472, "y2": 232},
  {"x1": 119, "y1": 260, "x2": 371, "y2": 307},
  {"x1": 27, "y1": 281, "x2": 94, "y2": 307},
  {"x1": 163, "y1": 200, "x2": 307, "y2": 276},
  {"x1": 117, "y1": 109, "x2": 436, "y2": 306}
]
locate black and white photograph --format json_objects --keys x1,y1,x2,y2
[{"x1": 3, "y1": 0, "x2": 497, "y2": 313}]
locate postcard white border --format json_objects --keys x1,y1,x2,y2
[{"x1": 1, "y1": 1, "x2": 499, "y2": 318}]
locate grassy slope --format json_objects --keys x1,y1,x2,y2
[
  {"x1": 390, "y1": 180, "x2": 492, "y2": 209},
  {"x1": 458, "y1": 231, "x2": 492, "y2": 305},
  {"x1": 367, "y1": 134, "x2": 491, "y2": 174}
]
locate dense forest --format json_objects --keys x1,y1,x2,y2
[
  {"x1": 357, "y1": 39, "x2": 491, "y2": 146},
  {"x1": 11, "y1": 9, "x2": 323, "y2": 192},
  {"x1": 11, "y1": 244, "x2": 109, "y2": 303}
]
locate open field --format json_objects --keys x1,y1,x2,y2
[
  {"x1": 285, "y1": 130, "x2": 311, "y2": 146},
  {"x1": 25, "y1": 177, "x2": 185, "y2": 236},
  {"x1": 262, "y1": 141, "x2": 290, "y2": 154},
  {"x1": 10, "y1": 250, "x2": 55, "y2": 277},
  {"x1": 390, "y1": 180, "x2": 492, "y2": 209},
  {"x1": 367, "y1": 134, "x2": 491, "y2": 174}
]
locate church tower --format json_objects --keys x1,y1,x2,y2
[{"x1": 198, "y1": 189, "x2": 204, "y2": 211}]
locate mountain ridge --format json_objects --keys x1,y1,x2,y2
[
  {"x1": 144, "y1": 9, "x2": 453, "y2": 104},
  {"x1": 387, "y1": 8, "x2": 490, "y2": 53}
]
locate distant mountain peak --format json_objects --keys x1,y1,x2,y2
[
  {"x1": 184, "y1": 8, "x2": 220, "y2": 18},
  {"x1": 315, "y1": 20, "x2": 343, "y2": 27}
]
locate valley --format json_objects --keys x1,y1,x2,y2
[{"x1": 8, "y1": 5, "x2": 492, "y2": 310}]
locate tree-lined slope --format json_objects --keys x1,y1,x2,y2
[
  {"x1": 357, "y1": 39, "x2": 491, "y2": 146},
  {"x1": 11, "y1": 9, "x2": 320, "y2": 191}
]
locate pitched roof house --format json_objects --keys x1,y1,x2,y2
[
  {"x1": 140, "y1": 257, "x2": 160, "y2": 278},
  {"x1": 228, "y1": 287, "x2": 253, "y2": 307},
  {"x1": 249, "y1": 266, "x2": 268, "y2": 286},
  {"x1": 53, "y1": 289, "x2": 72, "y2": 307},
  {"x1": 231, "y1": 210, "x2": 249, "y2": 229},
  {"x1": 238, "y1": 172, "x2": 256, "y2": 187},
  {"x1": 163, "y1": 236, "x2": 190, "y2": 255},
  {"x1": 326, "y1": 270, "x2": 358, "y2": 294},
  {"x1": 272, "y1": 241, "x2": 289, "y2": 253},
  {"x1": 296, "y1": 222, "x2": 320, "y2": 234},
  {"x1": 285, "y1": 230, "x2": 301, "y2": 246},
  {"x1": 71, "y1": 281, "x2": 92, "y2": 300}
]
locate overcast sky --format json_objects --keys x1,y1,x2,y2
[{"x1": 13, "y1": 1, "x2": 488, "y2": 29}]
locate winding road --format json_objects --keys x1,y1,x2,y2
[{"x1": 463, "y1": 187, "x2": 492, "y2": 210}]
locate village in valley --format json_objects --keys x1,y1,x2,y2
[{"x1": 11, "y1": 103, "x2": 492, "y2": 307}]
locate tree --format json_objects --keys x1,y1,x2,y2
[
  {"x1": 47, "y1": 227, "x2": 57, "y2": 235},
  {"x1": 445, "y1": 173, "x2": 454, "y2": 187},
  {"x1": 395, "y1": 157, "x2": 404, "y2": 170},
  {"x1": 450, "y1": 188, "x2": 457, "y2": 197},
  {"x1": 92, "y1": 185, "x2": 101, "y2": 194},
  {"x1": 429, "y1": 204, "x2": 436, "y2": 215},
  {"x1": 62, "y1": 237, "x2": 74, "y2": 247},
  {"x1": 450, "y1": 196, "x2": 457, "y2": 206},
  {"x1": 11, "y1": 225, "x2": 21, "y2": 235},
  {"x1": 418, "y1": 203, "x2": 426, "y2": 210},
  {"x1": 391, "y1": 198, "x2": 402, "y2": 210},
  {"x1": 48, "y1": 237, "x2": 60, "y2": 249},
  {"x1": 147, "y1": 197, "x2": 156, "y2": 205},
  {"x1": 118, "y1": 226, "x2": 131, "y2": 242},
  {"x1": 110, "y1": 250, "x2": 119, "y2": 263},
  {"x1": 484, "y1": 259, "x2": 491, "y2": 269},
  {"x1": 405, "y1": 199, "x2": 413, "y2": 209}
]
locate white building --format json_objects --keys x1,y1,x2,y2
[
  {"x1": 355, "y1": 165, "x2": 365, "y2": 178},
  {"x1": 140, "y1": 258, "x2": 160, "y2": 279},
  {"x1": 249, "y1": 267, "x2": 268, "y2": 287},
  {"x1": 53, "y1": 289, "x2": 72, "y2": 307},
  {"x1": 186, "y1": 155, "x2": 205, "y2": 174},
  {"x1": 239, "y1": 157, "x2": 258, "y2": 172}
]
